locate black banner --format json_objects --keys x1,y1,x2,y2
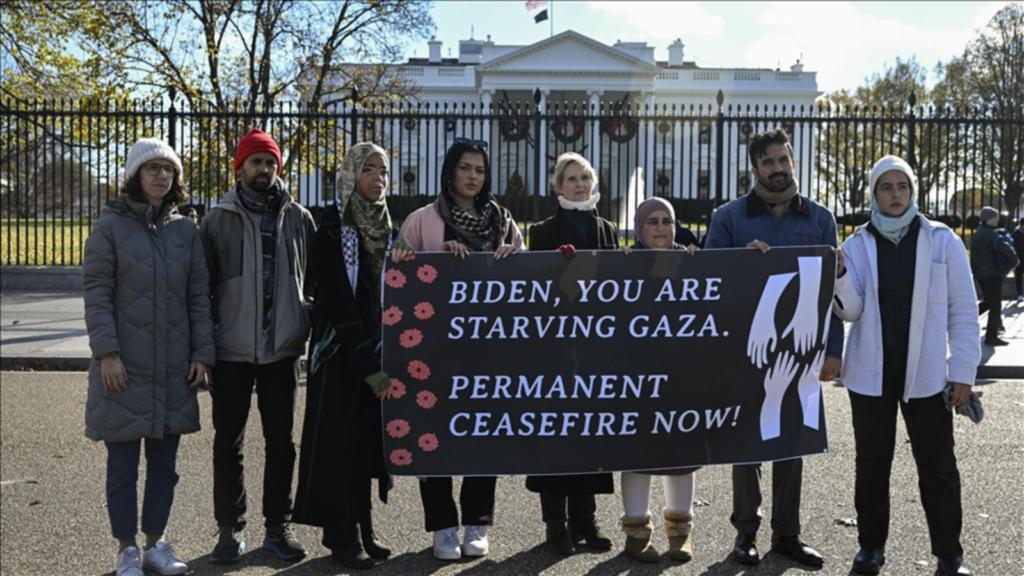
[{"x1": 381, "y1": 247, "x2": 835, "y2": 476}]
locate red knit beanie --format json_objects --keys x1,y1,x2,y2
[{"x1": 234, "y1": 128, "x2": 282, "y2": 175}]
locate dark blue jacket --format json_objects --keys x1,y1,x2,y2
[{"x1": 705, "y1": 192, "x2": 844, "y2": 358}]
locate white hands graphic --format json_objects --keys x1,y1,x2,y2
[
  {"x1": 747, "y1": 272, "x2": 796, "y2": 369},
  {"x1": 798, "y1": 350, "x2": 824, "y2": 430},
  {"x1": 782, "y1": 257, "x2": 822, "y2": 355},
  {"x1": 760, "y1": 351, "x2": 800, "y2": 440}
]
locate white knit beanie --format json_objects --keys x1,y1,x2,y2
[
  {"x1": 124, "y1": 138, "x2": 183, "y2": 181},
  {"x1": 868, "y1": 155, "x2": 917, "y2": 196}
]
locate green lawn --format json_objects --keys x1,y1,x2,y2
[{"x1": 1, "y1": 219, "x2": 97, "y2": 265}]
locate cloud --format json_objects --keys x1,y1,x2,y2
[
  {"x1": 737, "y1": 2, "x2": 982, "y2": 90},
  {"x1": 587, "y1": 1, "x2": 725, "y2": 43}
]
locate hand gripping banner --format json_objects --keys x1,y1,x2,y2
[{"x1": 380, "y1": 247, "x2": 836, "y2": 476}]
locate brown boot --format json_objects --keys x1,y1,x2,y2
[
  {"x1": 620, "y1": 513, "x2": 659, "y2": 563},
  {"x1": 663, "y1": 509, "x2": 693, "y2": 562}
]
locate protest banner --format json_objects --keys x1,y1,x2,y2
[{"x1": 381, "y1": 246, "x2": 835, "y2": 476}]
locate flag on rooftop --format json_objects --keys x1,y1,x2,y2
[
  {"x1": 525, "y1": 0, "x2": 548, "y2": 11},
  {"x1": 534, "y1": 9, "x2": 549, "y2": 23}
]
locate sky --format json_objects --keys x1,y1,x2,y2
[{"x1": 407, "y1": 1, "x2": 1009, "y2": 94}]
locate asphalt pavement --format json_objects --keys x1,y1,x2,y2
[{"x1": 2, "y1": 371, "x2": 1022, "y2": 576}]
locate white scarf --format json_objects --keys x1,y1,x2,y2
[{"x1": 558, "y1": 192, "x2": 601, "y2": 212}]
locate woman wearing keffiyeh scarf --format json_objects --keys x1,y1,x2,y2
[
  {"x1": 396, "y1": 140, "x2": 523, "y2": 561},
  {"x1": 293, "y1": 143, "x2": 412, "y2": 570}
]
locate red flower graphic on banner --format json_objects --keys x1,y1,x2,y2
[
  {"x1": 384, "y1": 269, "x2": 407, "y2": 288},
  {"x1": 382, "y1": 306, "x2": 403, "y2": 326},
  {"x1": 389, "y1": 449, "x2": 413, "y2": 466},
  {"x1": 417, "y1": 390, "x2": 438, "y2": 409},
  {"x1": 389, "y1": 378, "x2": 406, "y2": 399},
  {"x1": 408, "y1": 360, "x2": 431, "y2": 381},
  {"x1": 417, "y1": 264, "x2": 438, "y2": 284},
  {"x1": 385, "y1": 419, "x2": 410, "y2": 438},
  {"x1": 414, "y1": 302, "x2": 435, "y2": 320},
  {"x1": 418, "y1": 433, "x2": 439, "y2": 452},
  {"x1": 400, "y1": 329, "x2": 423, "y2": 349}
]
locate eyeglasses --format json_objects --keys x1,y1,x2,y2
[
  {"x1": 454, "y1": 137, "x2": 488, "y2": 149},
  {"x1": 144, "y1": 164, "x2": 177, "y2": 176}
]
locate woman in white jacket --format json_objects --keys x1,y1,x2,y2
[{"x1": 833, "y1": 156, "x2": 979, "y2": 576}]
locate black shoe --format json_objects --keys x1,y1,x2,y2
[
  {"x1": 567, "y1": 517, "x2": 613, "y2": 550},
  {"x1": 937, "y1": 556, "x2": 973, "y2": 575},
  {"x1": 332, "y1": 546, "x2": 374, "y2": 570},
  {"x1": 852, "y1": 547, "x2": 885, "y2": 574},
  {"x1": 210, "y1": 526, "x2": 245, "y2": 564},
  {"x1": 359, "y1": 523, "x2": 391, "y2": 559},
  {"x1": 546, "y1": 523, "x2": 575, "y2": 554},
  {"x1": 264, "y1": 523, "x2": 306, "y2": 561},
  {"x1": 732, "y1": 532, "x2": 759, "y2": 565},
  {"x1": 770, "y1": 534, "x2": 823, "y2": 567},
  {"x1": 985, "y1": 337, "x2": 1009, "y2": 346}
]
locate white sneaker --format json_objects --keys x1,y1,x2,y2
[
  {"x1": 142, "y1": 541, "x2": 188, "y2": 575},
  {"x1": 462, "y1": 525, "x2": 489, "y2": 557},
  {"x1": 433, "y1": 527, "x2": 462, "y2": 560},
  {"x1": 116, "y1": 546, "x2": 144, "y2": 576}
]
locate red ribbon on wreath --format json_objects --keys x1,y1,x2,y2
[
  {"x1": 551, "y1": 119, "x2": 585, "y2": 144},
  {"x1": 499, "y1": 119, "x2": 530, "y2": 142},
  {"x1": 601, "y1": 118, "x2": 638, "y2": 143}
]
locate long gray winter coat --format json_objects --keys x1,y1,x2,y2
[{"x1": 83, "y1": 196, "x2": 215, "y2": 442}]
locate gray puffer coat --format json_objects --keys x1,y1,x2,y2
[{"x1": 83, "y1": 196, "x2": 215, "y2": 442}]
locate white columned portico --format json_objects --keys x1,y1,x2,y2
[
  {"x1": 537, "y1": 89, "x2": 550, "y2": 195},
  {"x1": 480, "y1": 89, "x2": 494, "y2": 143}
]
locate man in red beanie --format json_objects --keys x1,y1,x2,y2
[{"x1": 200, "y1": 128, "x2": 317, "y2": 564}]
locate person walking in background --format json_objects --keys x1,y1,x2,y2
[
  {"x1": 833, "y1": 156, "x2": 980, "y2": 576},
  {"x1": 398, "y1": 138, "x2": 522, "y2": 561},
  {"x1": 200, "y1": 128, "x2": 317, "y2": 564},
  {"x1": 617, "y1": 197, "x2": 700, "y2": 564},
  {"x1": 181, "y1": 206, "x2": 199, "y2": 225},
  {"x1": 970, "y1": 206, "x2": 1016, "y2": 346},
  {"x1": 83, "y1": 138, "x2": 214, "y2": 576},
  {"x1": 292, "y1": 143, "x2": 413, "y2": 570},
  {"x1": 526, "y1": 152, "x2": 615, "y2": 556},
  {"x1": 704, "y1": 127, "x2": 842, "y2": 568},
  {"x1": 1013, "y1": 217, "x2": 1024, "y2": 302}
]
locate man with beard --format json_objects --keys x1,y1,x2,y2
[
  {"x1": 200, "y1": 128, "x2": 317, "y2": 564},
  {"x1": 704, "y1": 128, "x2": 842, "y2": 568}
]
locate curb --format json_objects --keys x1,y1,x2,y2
[
  {"x1": 0, "y1": 357, "x2": 311, "y2": 373},
  {"x1": 1, "y1": 356, "x2": 1017, "y2": 379}
]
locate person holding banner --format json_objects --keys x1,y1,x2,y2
[
  {"x1": 833, "y1": 156, "x2": 979, "y2": 576},
  {"x1": 704, "y1": 127, "x2": 842, "y2": 568},
  {"x1": 397, "y1": 138, "x2": 523, "y2": 560},
  {"x1": 526, "y1": 152, "x2": 616, "y2": 555},
  {"x1": 292, "y1": 143, "x2": 413, "y2": 570},
  {"x1": 618, "y1": 197, "x2": 700, "y2": 563}
]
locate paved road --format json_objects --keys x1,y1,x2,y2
[{"x1": 2, "y1": 372, "x2": 1021, "y2": 576}]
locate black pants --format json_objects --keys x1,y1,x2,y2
[
  {"x1": 977, "y1": 275, "x2": 1003, "y2": 341},
  {"x1": 418, "y1": 476, "x2": 496, "y2": 532},
  {"x1": 540, "y1": 493, "x2": 597, "y2": 524},
  {"x1": 321, "y1": 474, "x2": 372, "y2": 551},
  {"x1": 730, "y1": 459, "x2": 803, "y2": 537},
  {"x1": 1014, "y1": 265, "x2": 1023, "y2": 297},
  {"x1": 212, "y1": 357, "x2": 299, "y2": 530},
  {"x1": 849, "y1": 388, "x2": 962, "y2": 557}
]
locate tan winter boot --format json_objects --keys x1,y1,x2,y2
[
  {"x1": 620, "y1": 513, "x2": 659, "y2": 563},
  {"x1": 663, "y1": 509, "x2": 693, "y2": 562}
]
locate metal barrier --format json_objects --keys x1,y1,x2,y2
[{"x1": 2, "y1": 90, "x2": 1021, "y2": 265}]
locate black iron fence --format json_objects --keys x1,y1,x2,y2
[{"x1": 2, "y1": 90, "x2": 1021, "y2": 265}]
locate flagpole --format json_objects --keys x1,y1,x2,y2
[{"x1": 550, "y1": 0, "x2": 553, "y2": 37}]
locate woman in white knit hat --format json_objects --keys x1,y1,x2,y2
[
  {"x1": 83, "y1": 138, "x2": 214, "y2": 576},
  {"x1": 833, "y1": 155, "x2": 979, "y2": 576}
]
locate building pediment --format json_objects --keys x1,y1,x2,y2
[{"x1": 477, "y1": 30, "x2": 661, "y2": 77}]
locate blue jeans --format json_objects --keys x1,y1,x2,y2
[{"x1": 105, "y1": 435, "x2": 181, "y2": 540}]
